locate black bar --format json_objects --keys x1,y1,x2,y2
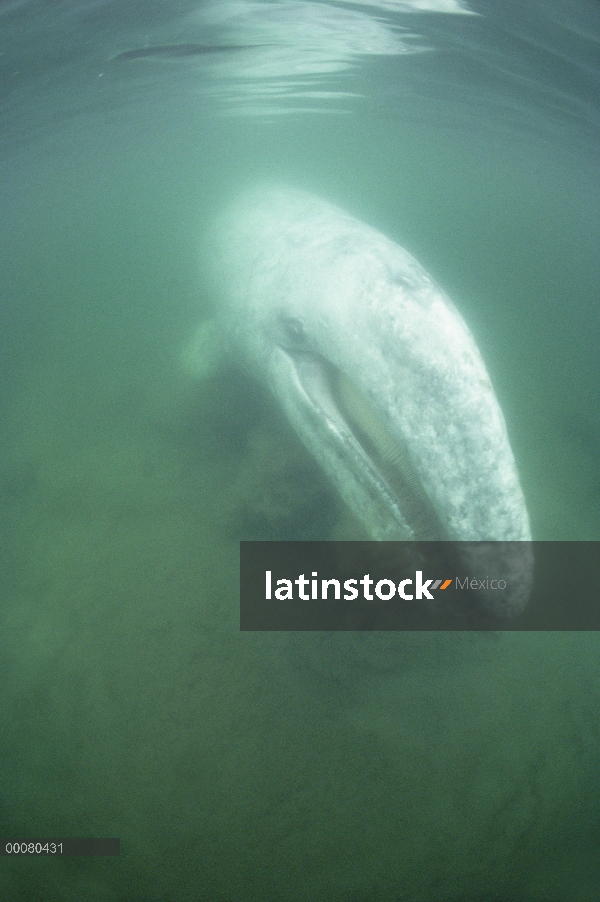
[
  {"x1": 1, "y1": 839, "x2": 120, "y2": 856},
  {"x1": 240, "y1": 541, "x2": 600, "y2": 630}
]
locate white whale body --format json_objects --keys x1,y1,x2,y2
[{"x1": 207, "y1": 186, "x2": 533, "y2": 616}]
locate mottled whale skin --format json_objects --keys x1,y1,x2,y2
[{"x1": 208, "y1": 187, "x2": 532, "y2": 616}]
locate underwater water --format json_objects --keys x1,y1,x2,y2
[{"x1": 1, "y1": 0, "x2": 600, "y2": 899}]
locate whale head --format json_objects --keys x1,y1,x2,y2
[{"x1": 208, "y1": 186, "x2": 532, "y2": 616}]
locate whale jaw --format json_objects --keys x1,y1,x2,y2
[{"x1": 268, "y1": 346, "x2": 438, "y2": 542}]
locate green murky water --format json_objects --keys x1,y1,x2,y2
[{"x1": 1, "y1": 1, "x2": 600, "y2": 899}]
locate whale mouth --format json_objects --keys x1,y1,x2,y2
[
  {"x1": 269, "y1": 345, "x2": 534, "y2": 618},
  {"x1": 269, "y1": 344, "x2": 534, "y2": 618},
  {"x1": 271, "y1": 346, "x2": 446, "y2": 542},
  {"x1": 330, "y1": 365, "x2": 446, "y2": 541}
]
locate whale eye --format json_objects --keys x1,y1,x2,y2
[{"x1": 280, "y1": 316, "x2": 308, "y2": 348}]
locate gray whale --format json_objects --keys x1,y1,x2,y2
[{"x1": 208, "y1": 187, "x2": 532, "y2": 615}]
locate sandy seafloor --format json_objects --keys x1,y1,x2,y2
[{"x1": 1, "y1": 0, "x2": 600, "y2": 899}]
